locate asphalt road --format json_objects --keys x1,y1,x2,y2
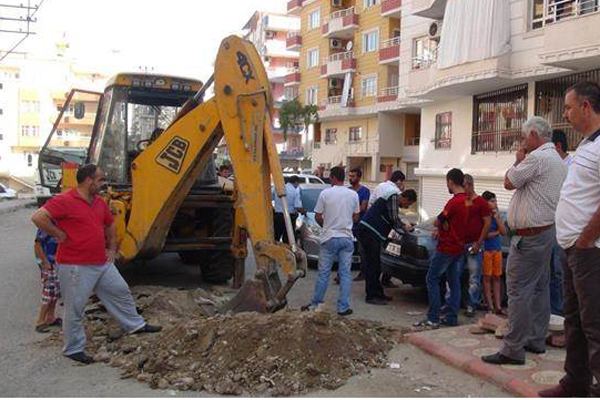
[{"x1": 0, "y1": 208, "x2": 509, "y2": 397}]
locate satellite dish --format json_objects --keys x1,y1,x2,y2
[{"x1": 346, "y1": 41, "x2": 353, "y2": 52}]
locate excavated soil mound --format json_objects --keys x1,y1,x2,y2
[{"x1": 41, "y1": 286, "x2": 396, "y2": 396}]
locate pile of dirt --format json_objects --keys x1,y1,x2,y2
[{"x1": 43, "y1": 286, "x2": 397, "y2": 396}]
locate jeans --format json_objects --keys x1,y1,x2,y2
[
  {"x1": 310, "y1": 237, "x2": 354, "y2": 313},
  {"x1": 427, "y1": 251, "x2": 463, "y2": 324},
  {"x1": 550, "y1": 242, "x2": 565, "y2": 316},
  {"x1": 460, "y1": 242, "x2": 483, "y2": 309}
]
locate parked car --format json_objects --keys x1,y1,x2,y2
[
  {"x1": 381, "y1": 211, "x2": 510, "y2": 292},
  {"x1": 283, "y1": 173, "x2": 325, "y2": 185},
  {"x1": 0, "y1": 183, "x2": 17, "y2": 200},
  {"x1": 294, "y1": 183, "x2": 361, "y2": 270}
]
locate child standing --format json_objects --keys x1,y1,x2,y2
[
  {"x1": 481, "y1": 191, "x2": 507, "y2": 315},
  {"x1": 34, "y1": 228, "x2": 61, "y2": 333}
]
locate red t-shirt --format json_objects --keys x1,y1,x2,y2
[
  {"x1": 464, "y1": 195, "x2": 492, "y2": 243},
  {"x1": 43, "y1": 189, "x2": 114, "y2": 265},
  {"x1": 437, "y1": 193, "x2": 471, "y2": 256}
]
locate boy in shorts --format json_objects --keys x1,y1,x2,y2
[
  {"x1": 481, "y1": 191, "x2": 507, "y2": 315},
  {"x1": 34, "y1": 228, "x2": 61, "y2": 333}
]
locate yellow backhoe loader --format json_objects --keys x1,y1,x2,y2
[{"x1": 37, "y1": 36, "x2": 307, "y2": 313}]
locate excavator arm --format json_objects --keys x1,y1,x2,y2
[{"x1": 118, "y1": 36, "x2": 307, "y2": 313}]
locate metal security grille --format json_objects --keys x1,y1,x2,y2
[
  {"x1": 535, "y1": 68, "x2": 600, "y2": 150},
  {"x1": 472, "y1": 84, "x2": 528, "y2": 154}
]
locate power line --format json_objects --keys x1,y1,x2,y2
[{"x1": 0, "y1": 0, "x2": 44, "y2": 62}]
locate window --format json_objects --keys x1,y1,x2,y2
[
  {"x1": 361, "y1": 75, "x2": 377, "y2": 98},
  {"x1": 472, "y1": 84, "x2": 528, "y2": 153},
  {"x1": 325, "y1": 128, "x2": 337, "y2": 145},
  {"x1": 306, "y1": 86, "x2": 318, "y2": 105},
  {"x1": 284, "y1": 86, "x2": 299, "y2": 100},
  {"x1": 307, "y1": 48, "x2": 319, "y2": 68},
  {"x1": 362, "y1": 29, "x2": 379, "y2": 53},
  {"x1": 308, "y1": 9, "x2": 320, "y2": 30},
  {"x1": 291, "y1": 137, "x2": 299, "y2": 147},
  {"x1": 434, "y1": 112, "x2": 452, "y2": 149},
  {"x1": 412, "y1": 37, "x2": 438, "y2": 69},
  {"x1": 364, "y1": 0, "x2": 379, "y2": 8},
  {"x1": 308, "y1": 177, "x2": 322, "y2": 184},
  {"x1": 531, "y1": 0, "x2": 598, "y2": 30},
  {"x1": 349, "y1": 126, "x2": 362, "y2": 142},
  {"x1": 27, "y1": 153, "x2": 33, "y2": 167}
]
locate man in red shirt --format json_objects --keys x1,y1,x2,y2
[
  {"x1": 461, "y1": 174, "x2": 492, "y2": 317},
  {"x1": 31, "y1": 164, "x2": 161, "y2": 364},
  {"x1": 415, "y1": 168, "x2": 470, "y2": 329}
]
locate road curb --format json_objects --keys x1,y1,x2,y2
[
  {"x1": 407, "y1": 333, "x2": 540, "y2": 397},
  {"x1": 0, "y1": 200, "x2": 37, "y2": 216}
]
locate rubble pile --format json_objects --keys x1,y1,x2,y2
[{"x1": 45, "y1": 286, "x2": 396, "y2": 396}]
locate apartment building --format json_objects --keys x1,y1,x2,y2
[
  {"x1": 399, "y1": 0, "x2": 600, "y2": 220},
  {"x1": 0, "y1": 56, "x2": 106, "y2": 185},
  {"x1": 286, "y1": 0, "x2": 421, "y2": 182},
  {"x1": 241, "y1": 11, "x2": 311, "y2": 171}
]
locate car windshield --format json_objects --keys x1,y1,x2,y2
[{"x1": 300, "y1": 188, "x2": 324, "y2": 213}]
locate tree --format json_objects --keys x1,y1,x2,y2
[{"x1": 278, "y1": 99, "x2": 319, "y2": 140}]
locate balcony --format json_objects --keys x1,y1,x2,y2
[
  {"x1": 379, "y1": 37, "x2": 401, "y2": 65},
  {"x1": 320, "y1": 95, "x2": 355, "y2": 111},
  {"x1": 322, "y1": 7, "x2": 359, "y2": 39},
  {"x1": 320, "y1": 51, "x2": 357, "y2": 78},
  {"x1": 377, "y1": 86, "x2": 399, "y2": 103},
  {"x1": 538, "y1": 0, "x2": 600, "y2": 70},
  {"x1": 284, "y1": 70, "x2": 301, "y2": 86},
  {"x1": 381, "y1": 0, "x2": 402, "y2": 18},
  {"x1": 412, "y1": 0, "x2": 447, "y2": 19},
  {"x1": 287, "y1": 0, "x2": 303, "y2": 15},
  {"x1": 345, "y1": 138, "x2": 380, "y2": 156},
  {"x1": 286, "y1": 32, "x2": 302, "y2": 51}
]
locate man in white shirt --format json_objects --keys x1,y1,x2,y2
[
  {"x1": 541, "y1": 82, "x2": 600, "y2": 398},
  {"x1": 305, "y1": 166, "x2": 359, "y2": 316},
  {"x1": 368, "y1": 170, "x2": 405, "y2": 207},
  {"x1": 272, "y1": 175, "x2": 306, "y2": 244}
]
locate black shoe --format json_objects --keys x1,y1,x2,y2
[
  {"x1": 524, "y1": 345, "x2": 546, "y2": 354},
  {"x1": 338, "y1": 309, "x2": 353, "y2": 316},
  {"x1": 334, "y1": 275, "x2": 340, "y2": 285},
  {"x1": 366, "y1": 298, "x2": 388, "y2": 305},
  {"x1": 132, "y1": 324, "x2": 162, "y2": 334},
  {"x1": 481, "y1": 352, "x2": 524, "y2": 365},
  {"x1": 66, "y1": 352, "x2": 95, "y2": 364},
  {"x1": 378, "y1": 294, "x2": 393, "y2": 301},
  {"x1": 353, "y1": 272, "x2": 365, "y2": 281},
  {"x1": 440, "y1": 317, "x2": 458, "y2": 327}
]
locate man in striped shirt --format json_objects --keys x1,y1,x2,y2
[{"x1": 483, "y1": 116, "x2": 567, "y2": 366}]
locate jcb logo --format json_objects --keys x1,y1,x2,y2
[{"x1": 156, "y1": 137, "x2": 189, "y2": 174}]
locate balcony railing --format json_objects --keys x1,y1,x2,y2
[
  {"x1": 532, "y1": 0, "x2": 599, "y2": 29},
  {"x1": 314, "y1": 142, "x2": 321, "y2": 149},
  {"x1": 381, "y1": 0, "x2": 402, "y2": 16},
  {"x1": 380, "y1": 86, "x2": 399, "y2": 97},
  {"x1": 405, "y1": 136, "x2": 421, "y2": 146},
  {"x1": 411, "y1": 47, "x2": 438, "y2": 70},
  {"x1": 287, "y1": 0, "x2": 303, "y2": 13},
  {"x1": 471, "y1": 130, "x2": 523, "y2": 153},
  {"x1": 328, "y1": 6, "x2": 355, "y2": 22},
  {"x1": 324, "y1": 50, "x2": 354, "y2": 63},
  {"x1": 381, "y1": 37, "x2": 401, "y2": 49},
  {"x1": 345, "y1": 138, "x2": 380, "y2": 155},
  {"x1": 321, "y1": 95, "x2": 355, "y2": 107}
]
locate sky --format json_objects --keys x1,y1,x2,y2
[{"x1": 5, "y1": 0, "x2": 286, "y2": 80}]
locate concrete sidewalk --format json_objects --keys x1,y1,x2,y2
[
  {"x1": 0, "y1": 199, "x2": 36, "y2": 216},
  {"x1": 407, "y1": 323, "x2": 566, "y2": 397}
]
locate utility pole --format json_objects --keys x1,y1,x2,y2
[{"x1": 0, "y1": 0, "x2": 44, "y2": 63}]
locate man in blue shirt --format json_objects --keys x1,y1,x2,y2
[
  {"x1": 272, "y1": 175, "x2": 306, "y2": 244},
  {"x1": 348, "y1": 168, "x2": 370, "y2": 281}
]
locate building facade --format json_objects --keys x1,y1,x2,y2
[
  {"x1": 286, "y1": 0, "x2": 421, "y2": 183},
  {"x1": 406, "y1": 0, "x2": 600, "y2": 220}
]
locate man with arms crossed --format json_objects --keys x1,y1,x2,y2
[{"x1": 31, "y1": 164, "x2": 161, "y2": 364}]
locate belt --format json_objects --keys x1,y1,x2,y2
[{"x1": 515, "y1": 224, "x2": 553, "y2": 237}]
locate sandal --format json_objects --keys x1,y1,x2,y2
[
  {"x1": 49, "y1": 318, "x2": 62, "y2": 327},
  {"x1": 35, "y1": 324, "x2": 50, "y2": 333}
]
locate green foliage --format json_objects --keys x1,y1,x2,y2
[{"x1": 279, "y1": 99, "x2": 319, "y2": 140}]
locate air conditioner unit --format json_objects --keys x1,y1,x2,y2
[
  {"x1": 330, "y1": 38, "x2": 343, "y2": 49},
  {"x1": 264, "y1": 56, "x2": 271, "y2": 63},
  {"x1": 428, "y1": 20, "x2": 443, "y2": 41},
  {"x1": 266, "y1": 30, "x2": 275, "y2": 39},
  {"x1": 329, "y1": 78, "x2": 342, "y2": 89},
  {"x1": 331, "y1": 0, "x2": 342, "y2": 7}
]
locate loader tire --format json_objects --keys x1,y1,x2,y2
[
  {"x1": 178, "y1": 251, "x2": 204, "y2": 265},
  {"x1": 200, "y1": 207, "x2": 235, "y2": 284}
]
